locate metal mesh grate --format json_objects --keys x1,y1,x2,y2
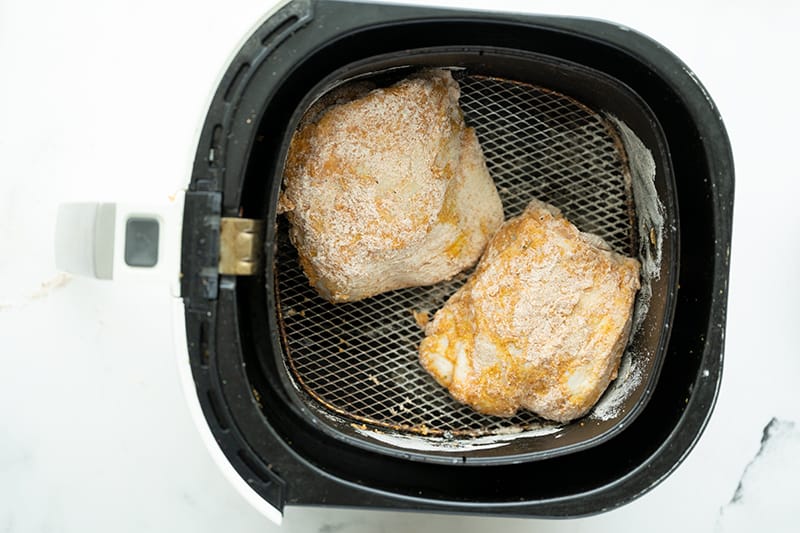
[{"x1": 274, "y1": 75, "x2": 635, "y2": 436}]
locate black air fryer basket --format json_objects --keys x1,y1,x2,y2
[{"x1": 180, "y1": 0, "x2": 733, "y2": 518}]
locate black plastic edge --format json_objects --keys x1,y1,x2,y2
[
  {"x1": 185, "y1": 290, "x2": 291, "y2": 513},
  {"x1": 189, "y1": 0, "x2": 315, "y2": 196},
  {"x1": 181, "y1": 191, "x2": 222, "y2": 310}
]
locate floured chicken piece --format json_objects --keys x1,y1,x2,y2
[
  {"x1": 279, "y1": 69, "x2": 503, "y2": 303},
  {"x1": 419, "y1": 199, "x2": 641, "y2": 423}
]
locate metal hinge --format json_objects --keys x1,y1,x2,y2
[{"x1": 218, "y1": 217, "x2": 264, "y2": 275}]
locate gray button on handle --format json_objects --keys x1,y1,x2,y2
[{"x1": 125, "y1": 217, "x2": 160, "y2": 267}]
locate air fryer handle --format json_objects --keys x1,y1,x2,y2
[{"x1": 55, "y1": 194, "x2": 184, "y2": 291}]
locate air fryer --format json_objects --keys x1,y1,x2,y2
[{"x1": 58, "y1": 0, "x2": 734, "y2": 522}]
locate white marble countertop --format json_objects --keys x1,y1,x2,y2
[{"x1": 1, "y1": 1, "x2": 798, "y2": 531}]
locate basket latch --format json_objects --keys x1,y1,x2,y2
[{"x1": 219, "y1": 217, "x2": 264, "y2": 275}]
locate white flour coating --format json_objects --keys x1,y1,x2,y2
[
  {"x1": 585, "y1": 117, "x2": 664, "y2": 421},
  {"x1": 280, "y1": 69, "x2": 503, "y2": 302},
  {"x1": 420, "y1": 200, "x2": 641, "y2": 423}
]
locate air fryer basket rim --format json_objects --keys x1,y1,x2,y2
[
  {"x1": 180, "y1": 0, "x2": 732, "y2": 518},
  {"x1": 267, "y1": 44, "x2": 680, "y2": 465}
]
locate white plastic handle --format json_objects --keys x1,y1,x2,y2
[{"x1": 55, "y1": 192, "x2": 185, "y2": 293}]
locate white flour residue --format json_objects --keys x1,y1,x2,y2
[
  {"x1": 607, "y1": 115, "x2": 664, "y2": 336},
  {"x1": 589, "y1": 349, "x2": 645, "y2": 421},
  {"x1": 574, "y1": 116, "x2": 663, "y2": 422},
  {"x1": 355, "y1": 424, "x2": 562, "y2": 453}
]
